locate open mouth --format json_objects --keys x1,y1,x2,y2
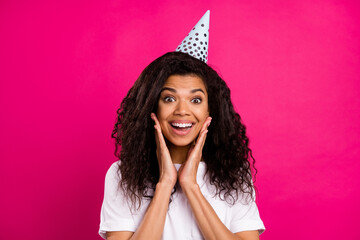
[
  {"x1": 170, "y1": 122, "x2": 194, "y2": 135},
  {"x1": 171, "y1": 122, "x2": 193, "y2": 129}
]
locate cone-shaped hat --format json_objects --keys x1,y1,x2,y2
[{"x1": 175, "y1": 10, "x2": 210, "y2": 63}]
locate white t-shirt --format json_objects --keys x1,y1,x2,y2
[{"x1": 99, "y1": 161, "x2": 265, "y2": 239}]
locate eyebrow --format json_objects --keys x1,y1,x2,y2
[{"x1": 160, "y1": 87, "x2": 205, "y2": 94}]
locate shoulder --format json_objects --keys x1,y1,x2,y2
[
  {"x1": 105, "y1": 161, "x2": 121, "y2": 180},
  {"x1": 103, "y1": 161, "x2": 122, "y2": 192}
]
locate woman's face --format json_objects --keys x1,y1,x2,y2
[{"x1": 156, "y1": 74, "x2": 209, "y2": 147}]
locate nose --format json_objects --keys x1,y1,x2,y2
[{"x1": 174, "y1": 99, "x2": 190, "y2": 116}]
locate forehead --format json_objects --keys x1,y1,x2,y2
[{"x1": 163, "y1": 74, "x2": 207, "y2": 92}]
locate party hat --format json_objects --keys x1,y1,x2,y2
[{"x1": 175, "y1": 10, "x2": 210, "y2": 63}]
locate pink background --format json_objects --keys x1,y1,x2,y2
[{"x1": 1, "y1": 0, "x2": 359, "y2": 239}]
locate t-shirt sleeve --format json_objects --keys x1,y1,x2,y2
[
  {"x1": 230, "y1": 192, "x2": 265, "y2": 235},
  {"x1": 99, "y1": 162, "x2": 136, "y2": 239}
]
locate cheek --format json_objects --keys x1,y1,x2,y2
[
  {"x1": 156, "y1": 105, "x2": 169, "y2": 131},
  {"x1": 196, "y1": 106, "x2": 209, "y2": 121},
  {"x1": 156, "y1": 104, "x2": 166, "y2": 120}
]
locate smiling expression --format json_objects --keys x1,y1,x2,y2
[{"x1": 156, "y1": 74, "x2": 209, "y2": 147}]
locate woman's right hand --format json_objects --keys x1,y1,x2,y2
[{"x1": 151, "y1": 113, "x2": 177, "y2": 188}]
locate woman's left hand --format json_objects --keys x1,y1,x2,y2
[{"x1": 178, "y1": 117, "x2": 212, "y2": 188}]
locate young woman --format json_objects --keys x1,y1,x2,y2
[{"x1": 99, "y1": 52, "x2": 265, "y2": 240}]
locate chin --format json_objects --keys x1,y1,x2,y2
[{"x1": 166, "y1": 137, "x2": 196, "y2": 148}]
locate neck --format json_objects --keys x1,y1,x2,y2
[{"x1": 167, "y1": 142, "x2": 192, "y2": 164}]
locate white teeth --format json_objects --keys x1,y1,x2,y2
[{"x1": 171, "y1": 122, "x2": 192, "y2": 128}]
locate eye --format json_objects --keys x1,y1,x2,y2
[
  {"x1": 191, "y1": 97, "x2": 202, "y2": 104},
  {"x1": 164, "y1": 96, "x2": 175, "y2": 102}
]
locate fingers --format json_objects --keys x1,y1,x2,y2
[
  {"x1": 180, "y1": 117, "x2": 212, "y2": 185},
  {"x1": 151, "y1": 114, "x2": 177, "y2": 186},
  {"x1": 151, "y1": 113, "x2": 161, "y2": 149},
  {"x1": 150, "y1": 112, "x2": 160, "y2": 126},
  {"x1": 186, "y1": 117, "x2": 212, "y2": 164},
  {"x1": 201, "y1": 116, "x2": 212, "y2": 133},
  {"x1": 151, "y1": 113, "x2": 167, "y2": 149},
  {"x1": 195, "y1": 116, "x2": 212, "y2": 150}
]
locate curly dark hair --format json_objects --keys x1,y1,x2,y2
[{"x1": 112, "y1": 52, "x2": 257, "y2": 209}]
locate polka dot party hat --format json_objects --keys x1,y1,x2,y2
[{"x1": 175, "y1": 10, "x2": 210, "y2": 63}]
